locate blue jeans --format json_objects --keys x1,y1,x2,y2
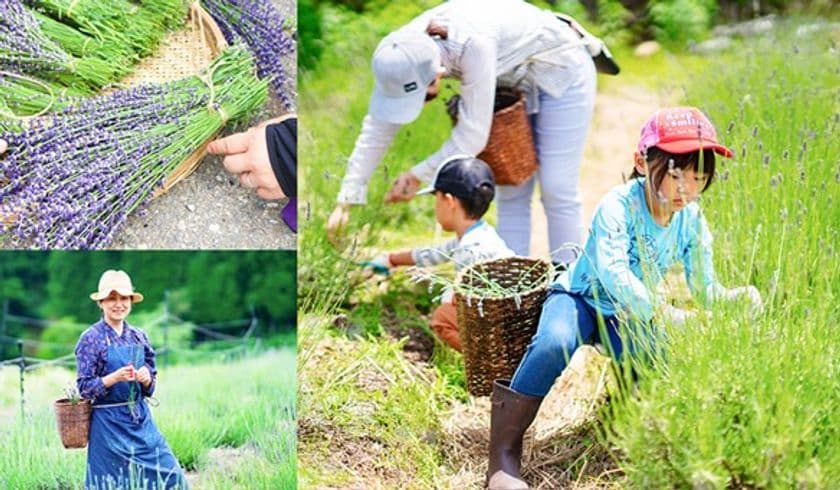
[{"x1": 510, "y1": 290, "x2": 654, "y2": 397}]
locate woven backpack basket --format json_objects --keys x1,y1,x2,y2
[
  {"x1": 447, "y1": 87, "x2": 538, "y2": 186},
  {"x1": 54, "y1": 398, "x2": 92, "y2": 449},
  {"x1": 454, "y1": 256, "x2": 551, "y2": 396}
]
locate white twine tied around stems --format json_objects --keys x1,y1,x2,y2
[
  {"x1": 190, "y1": 1, "x2": 229, "y2": 122},
  {"x1": 197, "y1": 67, "x2": 230, "y2": 124},
  {"x1": 0, "y1": 70, "x2": 56, "y2": 120}
]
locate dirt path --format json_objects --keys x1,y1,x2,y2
[{"x1": 529, "y1": 84, "x2": 669, "y2": 259}]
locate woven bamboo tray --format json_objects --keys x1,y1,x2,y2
[
  {"x1": 0, "y1": 4, "x2": 227, "y2": 226},
  {"x1": 454, "y1": 256, "x2": 552, "y2": 397},
  {"x1": 130, "y1": 2, "x2": 228, "y2": 197}
]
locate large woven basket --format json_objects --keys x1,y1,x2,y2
[
  {"x1": 448, "y1": 88, "x2": 538, "y2": 186},
  {"x1": 454, "y1": 256, "x2": 552, "y2": 396},
  {"x1": 54, "y1": 398, "x2": 92, "y2": 449}
]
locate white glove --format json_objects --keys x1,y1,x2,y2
[
  {"x1": 660, "y1": 304, "x2": 695, "y2": 326},
  {"x1": 723, "y1": 285, "x2": 763, "y2": 317}
]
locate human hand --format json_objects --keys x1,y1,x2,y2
[
  {"x1": 385, "y1": 171, "x2": 421, "y2": 203},
  {"x1": 326, "y1": 204, "x2": 350, "y2": 245},
  {"x1": 207, "y1": 122, "x2": 285, "y2": 200},
  {"x1": 135, "y1": 366, "x2": 152, "y2": 388},
  {"x1": 363, "y1": 253, "x2": 392, "y2": 276},
  {"x1": 724, "y1": 285, "x2": 763, "y2": 317},
  {"x1": 105, "y1": 365, "x2": 136, "y2": 386},
  {"x1": 0, "y1": 139, "x2": 7, "y2": 155},
  {"x1": 660, "y1": 304, "x2": 695, "y2": 326}
]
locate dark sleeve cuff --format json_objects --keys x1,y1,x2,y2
[{"x1": 266, "y1": 118, "x2": 297, "y2": 198}]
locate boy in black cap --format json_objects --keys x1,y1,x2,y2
[{"x1": 368, "y1": 155, "x2": 513, "y2": 351}]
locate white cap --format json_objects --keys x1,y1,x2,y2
[{"x1": 369, "y1": 29, "x2": 441, "y2": 124}]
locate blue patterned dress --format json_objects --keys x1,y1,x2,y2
[{"x1": 75, "y1": 319, "x2": 187, "y2": 489}]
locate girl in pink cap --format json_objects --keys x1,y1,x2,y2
[{"x1": 485, "y1": 106, "x2": 763, "y2": 490}]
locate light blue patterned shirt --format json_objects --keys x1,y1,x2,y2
[
  {"x1": 412, "y1": 219, "x2": 514, "y2": 273},
  {"x1": 554, "y1": 178, "x2": 726, "y2": 323}
]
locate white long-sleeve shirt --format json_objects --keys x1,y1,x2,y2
[{"x1": 337, "y1": 0, "x2": 585, "y2": 205}]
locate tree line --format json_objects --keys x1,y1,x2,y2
[{"x1": 0, "y1": 251, "x2": 296, "y2": 358}]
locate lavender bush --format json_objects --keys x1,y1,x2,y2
[
  {"x1": 201, "y1": 0, "x2": 295, "y2": 107},
  {"x1": 0, "y1": 46, "x2": 267, "y2": 249}
]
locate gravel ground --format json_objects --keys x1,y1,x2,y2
[{"x1": 110, "y1": 0, "x2": 298, "y2": 250}]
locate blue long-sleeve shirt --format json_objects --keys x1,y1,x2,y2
[
  {"x1": 75, "y1": 319, "x2": 157, "y2": 400},
  {"x1": 553, "y1": 178, "x2": 726, "y2": 323}
]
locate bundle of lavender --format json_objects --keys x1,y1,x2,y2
[
  {"x1": 0, "y1": 71, "x2": 75, "y2": 119},
  {"x1": 201, "y1": 0, "x2": 295, "y2": 107},
  {"x1": 1, "y1": 0, "x2": 73, "y2": 74},
  {"x1": 1, "y1": 0, "x2": 128, "y2": 111},
  {"x1": 0, "y1": 46, "x2": 267, "y2": 249},
  {"x1": 34, "y1": 12, "x2": 132, "y2": 89},
  {"x1": 30, "y1": 0, "x2": 188, "y2": 59}
]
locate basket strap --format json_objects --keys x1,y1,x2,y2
[{"x1": 509, "y1": 42, "x2": 583, "y2": 88}]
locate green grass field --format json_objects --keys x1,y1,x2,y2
[
  {"x1": 0, "y1": 349, "x2": 296, "y2": 489},
  {"x1": 299, "y1": 1, "x2": 839, "y2": 486}
]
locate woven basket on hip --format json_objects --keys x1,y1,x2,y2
[
  {"x1": 454, "y1": 256, "x2": 552, "y2": 396},
  {"x1": 54, "y1": 398, "x2": 92, "y2": 449},
  {"x1": 447, "y1": 87, "x2": 538, "y2": 186}
]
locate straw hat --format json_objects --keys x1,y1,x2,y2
[{"x1": 89, "y1": 270, "x2": 144, "y2": 303}]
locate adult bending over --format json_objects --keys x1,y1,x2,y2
[{"x1": 327, "y1": 0, "x2": 607, "y2": 264}]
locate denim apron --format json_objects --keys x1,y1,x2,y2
[{"x1": 85, "y1": 338, "x2": 186, "y2": 489}]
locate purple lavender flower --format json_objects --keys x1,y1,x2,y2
[
  {"x1": 0, "y1": 46, "x2": 267, "y2": 249},
  {"x1": 0, "y1": 0, "x2": 72, "y2": 73},
  {"x1": 201, "y1": 0, "x2": 295, "y2": 107}
]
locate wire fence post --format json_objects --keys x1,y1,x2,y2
[
  {"x1": 246, "y1": 305, "x2": 256, "y2": 354},
  {"x1": 163, "y1": 290, "x2": 169, "y2": 368},
  {"x1": 1, "y1": 299, "x2": 8, "y2": 359},
  {"x1": 18, "y1": 340, "x2": 24, "y2": 420}
]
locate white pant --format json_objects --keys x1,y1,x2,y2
[{"x1": 496, "y1": 47, "x2": 597, "y2": 264}]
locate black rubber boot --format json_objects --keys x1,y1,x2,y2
[{"x1": 486, "y1": 379, "x2": 544, "y2": 490}]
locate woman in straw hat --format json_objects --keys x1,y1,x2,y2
[{"x1": 75, "y1": 270, "x2": 187, "y2": 489}]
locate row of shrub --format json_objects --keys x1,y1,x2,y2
[{"x1": 299, "y1": 0, "x2": 836, "y2": 70}]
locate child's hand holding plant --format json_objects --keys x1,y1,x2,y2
[
  {"x1": 364, "y1": 254, "x2": 393, "y2": 276},
  {"x1": 723, "y1": 285, "x2": 763, "y2": 318}
]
